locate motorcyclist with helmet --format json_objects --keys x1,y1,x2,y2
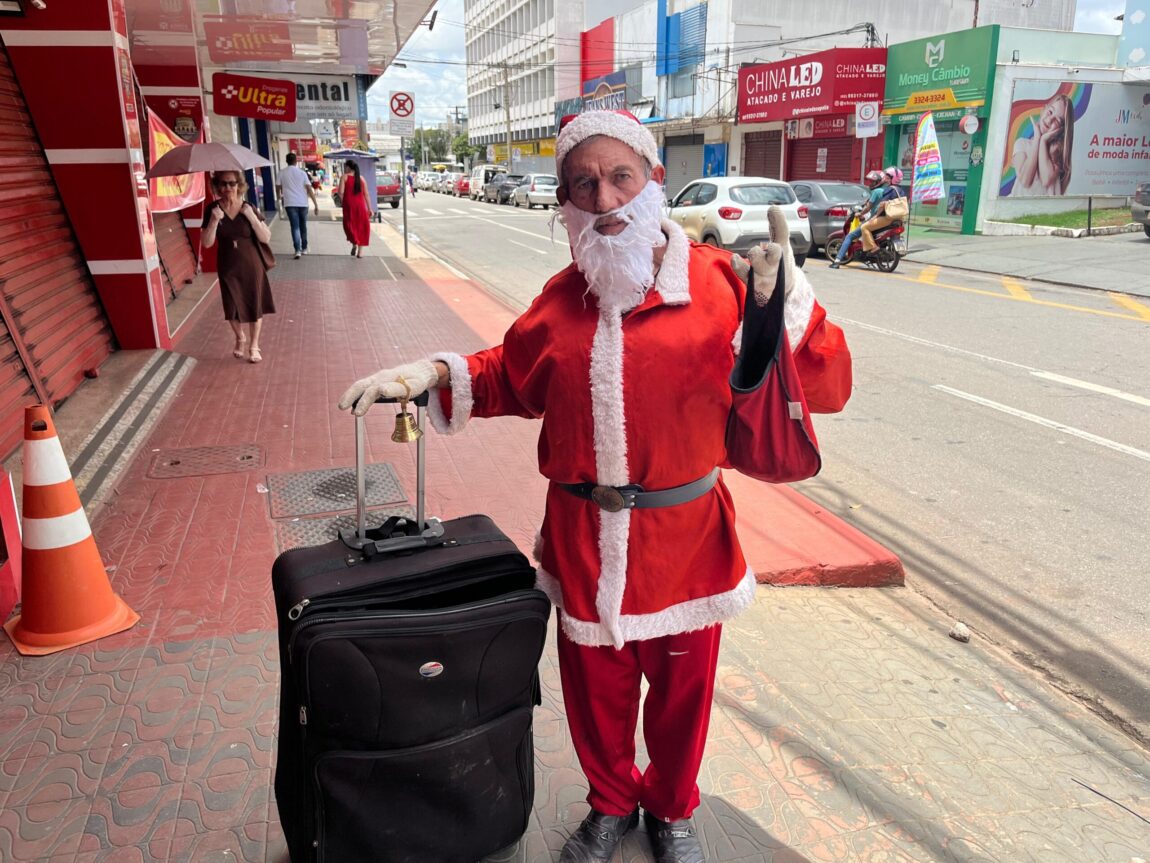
[
  {"x1": 829, "y1": 169, "x2": 888, "y2": 269},
  {"x1": 858, "y1": 166, "x2": 906, "y2": 255}
]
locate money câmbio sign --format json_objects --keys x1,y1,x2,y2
[{"x1": 212, "y1": 72, "x2": 297, "y2": 122}]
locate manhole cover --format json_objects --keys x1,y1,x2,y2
[
  {"x1": 275, "y1": 506, "x2": 416, "y2": 552},
  {"x1": 265, "y1": 463, "x2": 405, "y2": 519},
  {"x1": 148, "y1": 444, "x2": 264, "y2": 478}
]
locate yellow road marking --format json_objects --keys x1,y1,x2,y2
[
  {"x1": 1001, "y1": 277, "x2": 1033, "y2": 301},
  {"x1": 891, "y1": 271, "x2": 1148, "y2": 323},
  {"x1": 918, "y1": 265, "x2": 940, "y2": 284},
  {"x1": 1107, "y1": 292, "x2": 1150, "y2": 321}
]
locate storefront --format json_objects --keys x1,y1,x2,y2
[
  {"x1": 882, "y1": 26, "x2": 999, "y2": 234},
  {"x1": 736, "y1": 47, "x2": 887, "y2": 183}
]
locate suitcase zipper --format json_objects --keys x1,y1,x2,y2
[
  {"x1": 285, "y1": 567, "x2": 528, "y2": 623},
  {"x1": 289, "y1": 594, "x2": 544, "y2": 662}
]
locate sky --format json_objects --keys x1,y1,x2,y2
[
  {"x1": 366, "y1": 0, "x2": 1130, "y2": 127},
  {"x1": 365, "y1": 0, "x2": 469, "y2": 128}
]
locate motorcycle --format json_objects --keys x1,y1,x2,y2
[{"x1": 825, "y1": 206, "x2": 906, "y2": 273}]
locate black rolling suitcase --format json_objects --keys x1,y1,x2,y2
[{"x1": 273, "y1": 394, "x2": 551, "y2": 863}]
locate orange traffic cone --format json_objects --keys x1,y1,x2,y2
[{"x1": 3, "y1": 405, "x2": 139, "y2": 655}]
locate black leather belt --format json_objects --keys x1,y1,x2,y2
[{"x1": 559, "y1": 468, "x2": 719, "y2": 513}]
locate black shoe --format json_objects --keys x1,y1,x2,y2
[
  {"x1": 559, "y1": 808, "x2": 639, "y2": 863},
  {"x1": 644, "y1": 811, "x2": 705, "y2": 863},
  {"x1": 828, "y1": 261, "x2": 841, "y2": 269}
]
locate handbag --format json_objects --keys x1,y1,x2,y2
[
  {"x1": 243, "y1": 204, "x2": 276, "y2": 270},
  {"x1": 254, "y1": 237, "x2": 277, "y2": 271},
  {"x1": 724, "y1": 259, "x2": 822, "y2": 484},
  {"x1": 884, "y1": 195, "x2": 908, "y2": 220}
]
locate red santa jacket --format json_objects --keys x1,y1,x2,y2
[{"x1": 428, "y1": 219, "x2": 848, "y2": 647}]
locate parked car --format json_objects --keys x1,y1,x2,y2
[
  {"x1": 453, "y1": 173, "x2": 471, "y2": 197},
  {"x1": 483, "y1": 172, "x2": 524, "y2": 204},
  {"x1": 437, "y1": 172, "x2": 457, "y2": 193},
  {"x1": 666, "y1": 177, "x2": 812, "y2": 267},
  {"x1": 1134, "y1": 181, "x2": 1150, "y2": 238},
  {"x1": 469, "y1": 163, "x2": 507, "y2": 200},
  {"x1": 512, "y1": 173, "x2": 560, "y2": 209},
  {"x1": 376, "y1": 171, "x2": 402, "y2": 209},
  {"x1": 789, "y1": 180, "x2": 869, "y2": 253}
]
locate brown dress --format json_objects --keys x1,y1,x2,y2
[{"x1": 203, "y1": 202, "x2": 275, "y2": 322}]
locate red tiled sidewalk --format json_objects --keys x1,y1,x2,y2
[{"x1": 0, "y1": 230, "x2": 900, "y2": 861}]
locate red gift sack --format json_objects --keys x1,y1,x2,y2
[{"x1": 724, "y1": 260, "x2": 824, "y2": 483}]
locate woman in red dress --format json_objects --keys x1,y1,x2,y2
[{"x1": 340, "y1": 160, "x2": 372, "y2": 257}]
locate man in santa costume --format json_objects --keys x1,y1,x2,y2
[{"x1": 340, "y1": 111, "x2": 847, "y2": 863}]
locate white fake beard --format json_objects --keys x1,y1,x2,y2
[{"x1": 557, "y1": 180, "x2": 668, "y2": 312}]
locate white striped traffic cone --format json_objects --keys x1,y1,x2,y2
[{"x1": 3, "y1": 405, "x2": 139, "y2": 655}]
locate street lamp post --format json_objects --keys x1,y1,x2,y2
[{"x1": 501, "y1": 64, "x2": 513, "y2": 170}]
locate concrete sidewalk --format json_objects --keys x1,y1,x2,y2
[
  {"x1": 903, "y1": 226, "x2": 1150, "y2": 297},
  {"x1": 0, "y1": 215, "x2": 1147, "y2": 862}
]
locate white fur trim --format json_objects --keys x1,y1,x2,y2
[
  {"x1": 784, "y1": 267, "x2": 816, "y2": 351},
  {"x1": 655, "y1": 219, "x2": 691, "y2": 305},
  {"x1": 426, "y1": 352, "x2": 473, "y2": 435},
  {"x1": 588, "y1": 306, "x2": 631, "y2": 648},
  {"x1": 556, "y1": 110, "x2": 661, "y2": 183},
  {"x1": 535, "y1": 565, "x2": 564, "y2": 607},
  {"x1": 557, "y1": 567, "x2": 757, "y2": 647}
]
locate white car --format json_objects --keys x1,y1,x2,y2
[
  {"x1": 511, "y1": 173, "x2": 559, "y2": 209},
  {"x1": 667, "y1": 177, "x2": 812, "y2": 267}
]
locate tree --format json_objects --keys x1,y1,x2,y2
[
  {"x1": 411, "y1": 128, "x2": 451, "y2": 168},
  {"x1": 452, "y1": 133, "x2": 480, "y2": 167}
]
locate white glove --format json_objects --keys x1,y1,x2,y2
[
  {"x1": 730, "y1": 207, "x2": 794, "y2": 307},
  {"x1": 338, "y1": 359, "x2": 439, "y2": 417}
]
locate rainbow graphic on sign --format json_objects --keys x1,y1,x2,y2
[
  {"x1": 912, "y1": 112, "x2": 945, "y2": 203},
  {"x1": 999, "y1": 82, "x2": 1092, "y2": 196}
]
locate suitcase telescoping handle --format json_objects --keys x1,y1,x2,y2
[{"x1": 339, "y1": 391, "x2": 447, "y2": 554}]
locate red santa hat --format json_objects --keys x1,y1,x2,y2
[{"x1": 555, "y1": 110, "x2": 662, "y2": 181}]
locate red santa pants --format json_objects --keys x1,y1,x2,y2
[{"x1": 556, "y1": 622, "x2": 722, "y2": 821}]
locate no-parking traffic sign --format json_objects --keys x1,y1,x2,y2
[{"x1": 390, "y1": 91, "x2": 415, "y2": 136}]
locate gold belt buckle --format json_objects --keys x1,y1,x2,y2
[{"x1": 590, "y1": 485, "x2": 626, "y2": 512}]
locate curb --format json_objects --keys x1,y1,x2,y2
[
  {"x1": 723, "y1": 473, "x2": 904, "y2": 588},
  {"x1": 982, "y1": 219, "x2": 1143, "y2": 239}
]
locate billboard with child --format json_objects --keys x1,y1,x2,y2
[{"x1": 999, "y1": 80, "x2": 1150, "y2": 198}]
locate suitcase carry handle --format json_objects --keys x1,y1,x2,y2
[{"x1": 339, "y1": 391, "x2": 447, "y2": 553}]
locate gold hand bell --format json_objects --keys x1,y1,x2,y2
[{"x1": 391, "y1": 376, "x2": 423, "y2": 443}]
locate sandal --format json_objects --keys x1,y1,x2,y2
[
  {"x1": 232, "y1": 336, "x2": 247, "y2": 359},
  {"x1": 249, "y1": 347, "x2": 263, "y2": 364},
  {"x1": 350, "y1": 245, "x2": 358, "y2": 256}
]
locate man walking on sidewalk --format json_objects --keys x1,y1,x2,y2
[
  {"x1": 340, "y1": 111, "x2": 847, "y2": 863},
  {"x1": 277, "y1": 152, "x2": 319, "y2": 259}
]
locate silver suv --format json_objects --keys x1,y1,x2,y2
[{"x1": 667, "y1": 177, "x2": 812, "y2": 267}]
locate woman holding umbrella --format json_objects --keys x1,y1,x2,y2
[
  {"x1": 201, "y1": 171, "x2": 276, "y2": 363},
  {"x1": 340, "y1": 159, "x2": 372, "y2": 257}
]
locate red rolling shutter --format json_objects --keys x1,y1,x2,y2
[
  {"x1": 154, "y1": 211, "x2": 197, "y2": 300},
  {"x1": 743, "y1": 130, "x2": 782, "y2": 179},
  {"x1": 787, "y1": 137, "x2": 854, "y2": 181},
  {"x1": 0, "y1": 41, "x2": 116, "y2": 458}
]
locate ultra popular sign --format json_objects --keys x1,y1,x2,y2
[
  {"x1": 738, "y1": 47, "x2": 886, "y2": 124},
  {"x1": 212, "y1": 72, "x2": 296, "y2": 122}
]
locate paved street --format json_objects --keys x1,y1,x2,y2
[{"x1": 379, "y1": 192, "x2": 1150, "y2": 743}]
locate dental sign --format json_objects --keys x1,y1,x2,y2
[
  {"x1": 212, "y1": 72, "x2": 296, "y2": 122},
  {"x1": 738, "y1": 48, "x2": 886, "y2": 124}
]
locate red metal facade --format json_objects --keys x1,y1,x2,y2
[
  {"x1": 581, "y1": 19, "x2": 615, "y2": 86},
  {"x1": 0, "y1": 44, "x2": 115, "y2": 458}
]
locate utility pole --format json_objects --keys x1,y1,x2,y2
[{"x1": 501, "y1": 65, "x2": 513, "y2": 170}]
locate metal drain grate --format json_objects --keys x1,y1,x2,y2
[
  {"x1": 265, "y1": 462, "x2": 405, "y2": 519},
  {"x1": 275, "y1": 506, "x2": 416, "y2": 552},
  {"x1": 148, "y1": 444, "x2": 264, "y2": 478}
]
